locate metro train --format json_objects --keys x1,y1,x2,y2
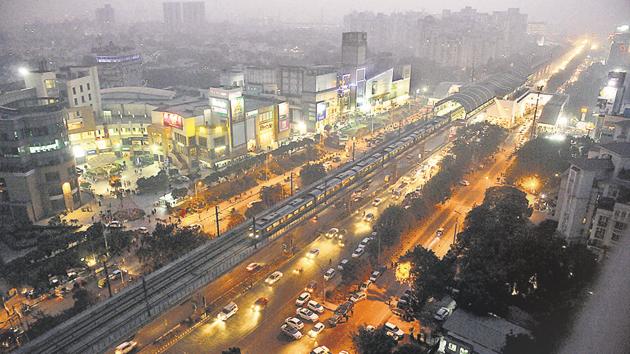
[{"x1": 250, "y1": 115, "x2": 450, "y2": 238}]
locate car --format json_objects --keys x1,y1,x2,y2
[
  {"x1": 308, "y1": 322, "x2": 325, "y2": 338},
  {"x1": 98, "y1": 278, "x2": 108, "y2": 288},
  {"x1": 372, "y1": 198, "x2": 382, "y2": 206},
  {"x1": 365, "y1": 325, "x2": 376, "y2": 332},
  {"x1": 246, "y1": 262, "x2": 261, "y2": 272},
  {"x1": 337, "y1": 229, "x2": 348, "y2": 240},
  {"x1": 296, "y1": 292, "x2": 311, "y2": 306},
  {"x1": 415, "y1": 187, "x2": 422, "y2": 194},
  {"x1": 436, "y1": 227, "x2": 445, "y2": 237},
  {"x1": 136, "y1": 227, "x2": 149, "y2": 235},
  {"x1": 459, "y1": 180, "x2": 470, "y2": 186},
  {"x1": 307, "y1": 248, "x2": 320, "y2": 258},
  {"x1": 296, "y1": 307, "x2": 319, "y2": 322},
  {"x1": 434, "y1": 307, "x2": 451, "y2": 321},
  {"x1": 360, "y1": 237, "x2": 372, "y2": 247},
  {"x1": 384, "y1": 322, "x2": 404, "y2": 341},
  {"x1": 114, "y1": 341, "x2": 138, "y2": 354},
  {"x1": 106, "y1": 220, "x2": 123, "y2": 229},
  {"x1": 188, "y1": 224, "x2": 201, "y2": 231},
  {"x1": 349, "y1": 292, "x2": 367, "y2": 302},
  {"x1": 337, "y1": 259, "x2": 349, "y2": 271},
  {"x1": 323, "y1": 268, "x2": 336, "y2": 281},
  {"x1": 305, "y1": 280, "x2": 318, "y2": 293},
  {"x1": 281, "y1": 323, "x2": 303, "y2": 340},
  {"x1": 285, "y1": 317, "x2": 305, "y2": 329},
  {"x1": 109, "y1": 269, "x2": 124, "y2": 280},
  {"x1": 352, "y1": 247, "x2": 365, "y2": 258},
  {"x1": 265, "y1": 271, "x2": 283, "y2": 285},
  {"x1": 245, "y1": 295, "x2": 266, "y2": 310},
  {"x1": 217, "y1": 302, "x2": 238, "y2": 321},
  {"x1": 325, "y1": 227, "x2": 339, "y2": 239},
  {"x1": 360, "y1": 280, "x2": 372, "y2": 291},
  {"x1": 307, "y1": 300, "x2": 325, "y2": 314},
  {"x1": 310, "y1": 346, "x2": 331, "y2": 354},
  {"x1": 363, "y1": 213, "x2": 375, "y2": 222},
  {"x1": 369, "y1": 271, "x2": 381, "y2": 282}
]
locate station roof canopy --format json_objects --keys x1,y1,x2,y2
[
  {"x1": 538, "y1": 94, "x2": 569, "y2": 126},
  {"x1": 436, "y1": 62, "x2": 531, "y2": 116}
]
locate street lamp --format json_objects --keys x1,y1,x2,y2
[{"x1": 17, "y1": 67, "x2": 29, "y2": 76}]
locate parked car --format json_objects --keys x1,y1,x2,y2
[
  {"x1": 281, "y1": 323, "x2": 303, "y2": 340},
  {"x1": 323, "y1": 268, "x2": 336, "y2": 281},
  {"x1": 349, "y1": 292, "x2": 367, "y2": 303},
  {"x1": 106, "y1": 220, "x2": 123, "y2": 229},
  {"x1": 360, "y1": 237, "x2": 372, "y2": 247},
  {"x1": 305, "y1": 280, "x2": 318, "y2": 293},
  {"x1": 459, "y1": 180, "x2": 470, "y2": 186},
  {"x1": 337, "y1": 259, "x2": 349, "y2": 271},
  {"x1": 434, "y1": 307, "x2": 451, "y2": 321},
  {"x1": 307, "y1": 300, "x2": 325, "y2": 314},
  {"x1": 310, "y1": 346, "x2": 331, "y2": 354},
  {"x1": 265, "y1": 271, "x2": 283, "y2": 285},
  {"x1": 360, "y1": 280, "x2": 371, "y2": 292},
  {"x1": 308, "y1": 322, "x2": 325, "y2": 338},
  {"x1": 372, "y1": 198, "x2": 382, "y2": 206},
  {"x1": 296, "y1": 308, "x2": 319, "y2": 322},
  {"x1": 384, "y1": 322, "x2": 404, "y2": 341},
  {"x1": 296, "y1": 292, "x2": 311, "y2": 307},
  {"x1": 285, "y1": 317, "x2": 304, "y2": 330},
  {"x1": 325, "y1": 228, "x2": 339, "y2": 239},
  {"x1": 369, "y1": 271, "x2": 381, "y2": 282},
  {"x1": 352, "y1": 247, "x2": 365, "y2": 258}
]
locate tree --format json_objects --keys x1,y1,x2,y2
[
  {"x1": 227, "y1": 209, "x2": 245, "y2": 229},
  {"x1": 260, "y1": 184, "x2": 284, "y2": 207},
  {"x1": 245, "y1": 201, "x2": 266, "y2": 219},
  {"x1": 401, "y1": 246, "x2": 453, "y2": 311},
  {"x1": 171, "y1": 187, "x2": 189, "y2": 199},
  {"x1": 137, "y1": 223, "x2": 207, "y2": 272},
  {"x1": 72, "y1": 288, "x2": 97, "y2": 312},
  {"x1": 372, "y1": 205, "x2": 411, "y2": 247},
  {"x1": 352, "y1": 327, "x2": 397, "y2": 354},
  {"x1": 502, "y1": 333, "x2": 537, "y2": 354},
  {"x1": 394, "y1": 344, "x2": 424, "y2": 354},
  {"x1": 300, "y1": 163, "x2": 326, "y2": 187},
  {"x1": 340, "y1": 258, "x2": 371, "y2": 285}
]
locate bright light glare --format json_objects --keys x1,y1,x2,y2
[
  {"x1": 18, "y1": 67, "x2": 29, "y2": 76},
  {"x1": 72, "y1": 145, "x2": 86, "y2": 158}
]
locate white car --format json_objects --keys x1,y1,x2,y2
[
  {"x1": 217, "y1": 302, "x2": 238, "y2": 321},
  {"x1": 307, "y1": 248, "x2": 320, "y2": 258},
  {"x1": 352, "y1": 247, "x2": 365, "y2": 258},
  {"x1": 107, "y1": 220, "x2": 123, "y2": 229},
  {"x1": 246, "y1": 262, "x2": 261, "y2": 272},
  {"x1": 296, "y1": 292, "x2": 311, "y2": 306},
  {"x1": 310, "y1": 346, "x2": 331, "y2": 354},
  {"x1": 265, "y1": 271, "x2": 283, "y2": 285},
  {"x1": 369, "y1": 271, "x2": 381, "y2": 282},
  {"x1": 308, "y1": 322, "x2": 325, "y2": 338},
  {"x1": 296, "y1": 307, "x2": 319, "y2": 322},
  {"x1": 434, "y1": 307, "x2": 451, "y2": 321},
  {"x1": 459, "y1": 179, "x2": 470, "y2": 186},
  {"x1": 114, "y1": 341, "x2": 137, "y2": 354},
  {"x1": 384, "y1": 322, "x2": 404, "y2": 341},
  {"x1": 285, "y1": 317, "x2": 305, "y2": 329},
  {"x1": 360, "y1": 280, "x2": 372, "y2": 292},
  {"x1": 436, "y1": 227, "x2": 445, "y2": 237},
  {"x1": 337, "y1": 259, "x2": 349, "y2": 271},
  {"x1": 307, "y1": 300, "x2": 325, "y2": 314},
  {"x1": 372, "y1": 198, "x2": 382, "y2": 206},
  {"x1": 349, "y1": 292, "x2": 367, "y2": 302},
  {"x1": 363, "y1": 213, "x2": 375, "y2": 222},
  {"x1": 281, "y1": 323, "x2": 303, "y2": 340},
  {"x1": 136, "y1": 227, "x2": 149, "y2": 235},
  {"x1": 325, "y1": 228, "x2": 339, "y2": 239},
  {"x1": 360, "y1": 237, "x2": 372, "y2": 247},
  {"x1": 323, "y1": 268, "x2": 336, "y2": 281}
]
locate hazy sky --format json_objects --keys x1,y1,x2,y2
[{"x1": 1, "y1": 0, "x2": 628, "y2": 34}]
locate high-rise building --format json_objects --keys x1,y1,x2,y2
[
  {"x1": 86, "y1": 42, "x2": 142, "y2": 88},
  {"x1": 342, "y1": 32, "x2": 368, "y2": 68},
  {"x1": 608, "y1": 25, "x2": 630, "y2": 69},
  {"x1": 182, "y1": 1, "x2": 205, "y2": 28},
  {"x1": 57, "y1": 66, "x2": 102, "y2": 117},
  {"x1": 163, "y1": 2, "x2": 183, "y2": 32},
  {"x1": 0, "y1": 98, "x2": 80, "y2": 222},
  {"x1": 95, "y1": 4, "x2": 115, "y2": 25}
]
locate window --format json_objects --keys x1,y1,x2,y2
[
  {"x1": 44, "y1": 79, "x2": 55, "y2": 89},
  {"x1": 597, "y1": 216, "x2": 609, "y2": 227},
  {"x1": 612, "y1": 233, "x2": 621, "y2": 242},
  {"x1": 88, "y1": 93, "x2": 92, "y2": 101},
  {"x1": 86, "y1": 83, "x2": 91, "y2": 90},
  {"x1": 72, "y1": 87, "x2": 76, "y2": 95},
  {"x1": 74, "y1": 98, "x2": 78, "y2": 105},
  {"x1": 614, "y1": 221, "x2": 626, "y2": 231},
  {"x1": 81, "y1": 96, "x2": 85, "y2": 103},
  {"x1": 594, "y1": 227, "x2": 606, "y2": 239},
  {"x1": 79, "y1": 84, "x2": 83, "y2": 93}
]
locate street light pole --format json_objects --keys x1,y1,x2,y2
[
  {"x1": 530, "y1": 85, "x2": 544, "y2": 140},
  {"x1": 290, "y1": 172, "x2": 294, "y2": 196},
  {"x1": 214, "y1": 205, "x2": 220, "y2": 237}
]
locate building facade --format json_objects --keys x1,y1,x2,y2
[{"x1": 0, "y1": 98, "x2": 80, "y2": 222}]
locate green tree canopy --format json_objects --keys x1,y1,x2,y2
[
  {"x1": 300, "y1": 163, "x2": 327, "y2": 187},
  {"x1": 352, "y1": 327, "x2": 397, "y2": 354}
]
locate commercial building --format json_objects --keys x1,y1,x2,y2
[
  {"x1": 607, "y1": 25, "x2": 630, "y2": 69},
  {"x1": 0, "y1": 98, "x2": 80, "y2": 222},
  {"x1": 86, "y1": 43, "x2": 143, "y2": 88},
  {"x1": 341, "y1": 32, "x2": 368, "y2": 67}
]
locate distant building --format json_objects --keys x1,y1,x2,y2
[
  {"x1": 0, "y1": 98, "x2": 80, "y2": 222},
  {"x1": 163, "y1": 2, "x2": 183, "y2": 32},
  {"x1": 95, "y1": 4, "x2": 115, "y2": 25},
  {"x1": 607, "y1": 25, "x2": 630, "y2": 69},
  {"x1": 182, "y1": 1, "x2": 205, "y2": 29},
  {"x1": 341, "y1": 32, "x2": 368, "y2": 68},
  {"x1": 86, "y1": 42, "x2": 143, "y2": 88}
]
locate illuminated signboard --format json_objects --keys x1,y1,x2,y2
[
  {"x1": 278, "y1": 102, "x2": 290, "y2": 131},
  {"x1": 211, "y1": 98, "x2": 229, "y2": 115},
  {"x1": 162, "y1": 112, "x2": 183, "y2": 129},
  {"x1": 316, "y1": 102, "x2": 327, "y2": 122},
  {"x1": 95, "y1": 54, "x2": 141, "y2": 63}
]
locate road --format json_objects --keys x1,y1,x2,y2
[{"x1": 138, "y1": 122, "x2": 528, "y2": 354}]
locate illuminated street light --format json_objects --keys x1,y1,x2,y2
[{"x1": 18, "y1": 67, "x2": 29, "y2": 76}]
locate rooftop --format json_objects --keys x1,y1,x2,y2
[
  {"x1": 538, "y1": 94, "x2": 569, "y2": 126},
  {"x1": 244, "y1": 96, "x2": 282, "y2": 112},
  {"x1": 155, "y1": 98, "x2": 208, "y2": 117},
  {"x1": 571, "y1": 157, "x2": 614, "y2": 171},
  {"x1": 442, "y1": 310, "x2": 529, "y2": 354},
  {"x1": 601, "y1": 142, "x2": 630, "y2": 158}
]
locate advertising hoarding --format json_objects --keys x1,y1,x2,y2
[
  {"x1": 278, "y1": 102, "x2": 290, "y2": 131},
  {"x1": 316, "y1": 102, "x2": 327, "y2": 122},
  {"x1": 162, "y1": 112, "x2": 183, "y2": 129}
]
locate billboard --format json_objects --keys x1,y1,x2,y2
[
  {"x1": 231, "y1": 96, "x2": 245, "y2": 122},
  {"x1": 278, "y1": 102, "x2": 290, "y2": 131},
  {"x1": 95, "y1": 54, "x2": 141, "y2": 63},
  {"x1": 162, "y1": 112, "x2": 183, "y2": 129},
  {"x1": 316, "y1": 102, "x2": 327, "y2": 122}
]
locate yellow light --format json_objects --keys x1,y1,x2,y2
[
  {"x1": 395, "y1": 261, "x2": 412, "y2": 283},
  {"x1": 521, "y1": 176, "x2": 540, "y2": 194},
  {"x1": 72, "y1": 145, "x2": 86, "y2": 158}
]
